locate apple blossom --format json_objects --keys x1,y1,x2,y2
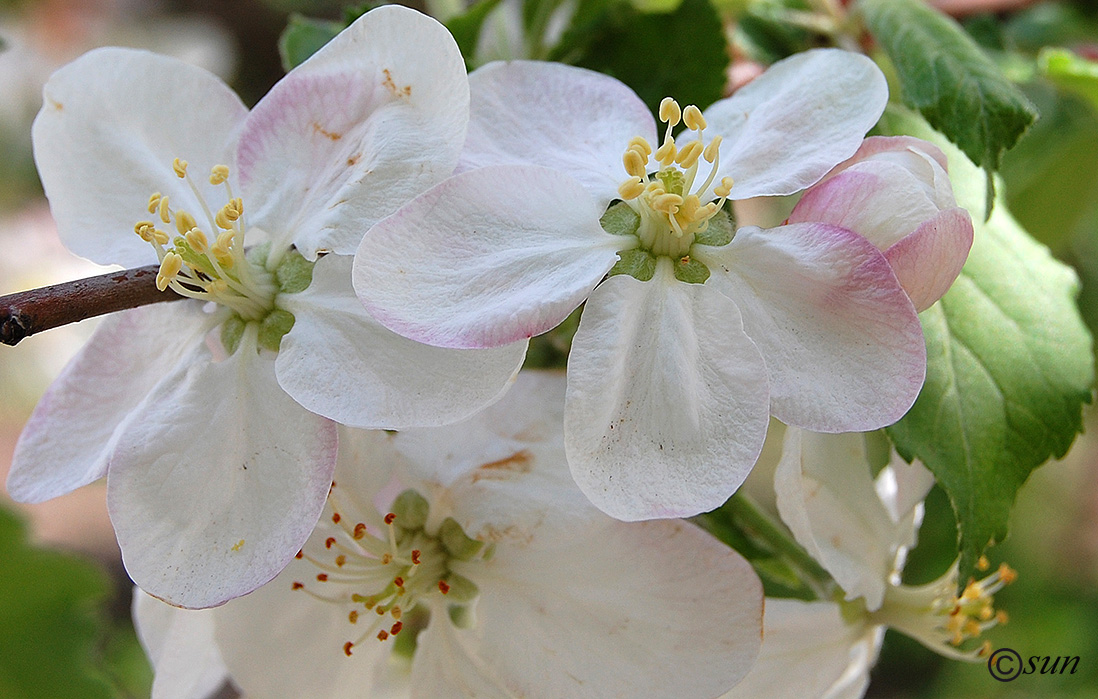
[
  {"x1": 723, "y1": 428, "x2": 1014, "y2": 698},
  {"x1": 355, "y1": 51, "x2": 927, "y2": 521},
  {"x1": 133, "y1": 373, "x2": 764, "y2": 699},
  {"x1": 7, "y1": 5, "x2": 526, "y2": 608},
  {"x1": 788, "y1": 136, "x2": 975, "y2": 311}
]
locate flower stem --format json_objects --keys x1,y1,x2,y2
[{"x1": 0, "y1": 264, "x2": 182, "y2": 346}]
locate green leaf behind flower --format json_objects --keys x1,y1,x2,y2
[
  {"x1": 858, "y1": 0, "x2": 1037, "y2": 173},
  {"x1": 881, "y1": 108, "x2": 1094, "y2": 581}
]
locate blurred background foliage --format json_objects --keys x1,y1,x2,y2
[{"x1": 2, "y1": 0, "x2": 1098, "y2": 696}]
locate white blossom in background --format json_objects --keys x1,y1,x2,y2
[
  {"x1": 133, "y1": 373, "x2": 764, "y2": 699},
  {"x1": 7, "y1": 5, "x2": 526, "y2": 609},
  {"x1": 355, "y1": 51, "x2": 931, "y2": 521},
  {"x1": 724, "y1": 428, "x2": 1015, "y2": 698},
  {"x1": 788, "y1": 136, "x2": 975, "y2": 312}
]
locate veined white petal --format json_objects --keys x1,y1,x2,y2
[
  {"x1": 32, "y1": 47, "x2": 247, "y2": 267},
  {"x1": 108, "y1": 341, "x2": 337, "y2": 608},
  {"x1": 132, "y1": 591, "x2": 229, "y2": 699},
  {"x1": 703, "y1": 49, "x2": 888, "y2": 199},
  {"x1": 8, "y1": 302, "x2": 213, "y2": 503},
  {"x1": 461, "y1": 60, "x2": 657, "y2": 206},
  {"x1": 355, "y1": 165, "x2": 621, "y2": 349},
  {"x1": 565, "y1": 264, "x2": 770, "y2": 521},
  {"x1": 696, "y1": 222, "x2": 925, "y2": 432},
  {"x1": 278, "y1": 255, "x2": 526, "y2": 429},
  {"x1": 237, "y1": 6, "x2": 469, "y2": 258}
]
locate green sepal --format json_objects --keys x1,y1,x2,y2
[
  {"x1": 391, "y1": 490, "x2": 430, "y2": 531},
  {"x1": 275, "y1": 249, "x2": 315, "y2": 294},
  {"x1": 438, "y1": 517, "x2": 484, "y2": 561},
  {"x1": 220, "y1": 315, "x2": 247, "y2": 356},
  {"x1": 608, "y1": 248, "x2": 657, "y2": 281},
  {"x1": 600, "y1": 202, "x2": 640, "y2": 237},
  {"x1": 246, "y1": 242, "x2": 272, "y2": 269},
  {"x1": 692, "y1": 206, "x2": 734, "y2": 247},
  {"x1": 257, "y1": 309, "x2": 296, "y2": 353},
  {"x1": 447, "y1": 604, "x2": 476, "y2": 629},
  {"x1": 441, "y1": 573, "x2": 480, "y2": 603},
  {"x1": 673, "y1": 255, "x2": 710, "y2": 284}
]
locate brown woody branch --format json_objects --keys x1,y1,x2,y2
[{"x1": 1, "y1": 265, "x2": 183, "y2": 346}]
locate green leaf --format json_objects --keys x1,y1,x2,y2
[
  {"x1": 445, "y1": 0, "x2": 504, "y2": 65},
  {"x1": 880, "y1": 108, "x2": 1094, "y2": 581},
  {"x1": 0, "y1": 506, "x2": 115, "y2": 699},
  {"x1": 278, "y1": 14, "x2": 342, "y2": 72},
  {"x1": 1039, "y1": 47, "x2": 1098, "y2": 113},
  {"x1": 858, "y1": 0, "x2": 1037, "y2": 173},
  {"x1": 569, "y1": 0, "x2": 727, "y2": 114}
]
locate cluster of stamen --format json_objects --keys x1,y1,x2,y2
[
  {"x1": 617, "y1": 98, "x2": 735, "y2": 258},
  {"x1": 134, "y1": 159, "x2": 275, "y2": 321},
  {"x1": 290, "y1": 487, "x2": 484, "y2": 659},
  {"x1": 871, "y1": 556, "x2": 1016, "y2": 660}
]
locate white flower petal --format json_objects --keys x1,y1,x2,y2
[
  {"x1": 774, "y1": 429, "x2": 899, "y2": 609},
  {"x1": 32, "y1": 47, "x2": 247, "y2": 267},
  {"x1": 132, "y1": 591, "x2": 229, "y2": 699},
  {"x1": 108, "y1": 343, "x2": 337, "y2": 608},
  {"x1": 277, "y1": 254, "x2": 526, "y2": 429},
  {"x1": 721, "y1": 600, "x2": 881, "y2": 699},
  {"x1": 392, "y1": 372, "x2": 598, "y2": 539},
  {"x1": 461, "y1": 61, "x2": 657, "y2": 204},
  {"x1": 696, "y1": 223, "x2": 925, "y2": 432},
  {"x1": 432, "y1": 518, "x2": 762, "y2": 698},
  {"x1": 564, "y1": 267, "x2": 770, "y2": 521},
  {"x1": 7, "y1": 302, "x2": 213, "y2": 503},
  {"x1": 237, "y1": 6, "x2": 468, "y2": 257},
  {"x1": 703, "y1": 49, "x2": 887, "y2": 199},
  {"x1": 210, "y1": 556, "x2": 407, "y2": 699},
  {"x1": 354, "y1": 165, "x2": 621, "y2": 349}
]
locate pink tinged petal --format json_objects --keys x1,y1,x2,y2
[
  {"x1": 107, "y1": 344, "x2": 337, "y2": 608},
  {"x1": 432, "y1": 519, "x2": 762, "y2": 698},
  {"x1": 720, "y1": 600, "x2": 881, "y2": 699},
  {"x1": 211, "y1": 556, "x2": 406, "y2": 699},
  {"x1": 461, "y1": 61, "x2": 657, "y2": 205},
  {"x1": 236, "y1": 6, "x2": 468, "y2": 258},
  {"x1": 354, "y1": 165, "x2": 621, "y2": 349},
  {"x1": 696, "y1": 223, "x2": 926, "y2": 432},
  {"x1": 8, "y1": 302, "x2": 213, "y2": 503},
  {"x1": 885, "y1": 208, "x2": 974, "y2": 312},
  {"x1": 564, "y1": 266, "x2": 771, "y2": 521},
  {"x1": 774, "y1": 429, "x2": 906, "y2": 610},
  {"x1": 132, "y1": 591, "x2": 229, "y2": 699},
  {"x1": 32, "y1": 47, "x2": 247, "y2": 268},
  {"x1": 703, "y1": 49, "x2": 888, "y2": 199},
  {"x1": 277, "y1": 254, "x2": 527, "y2": 429}
]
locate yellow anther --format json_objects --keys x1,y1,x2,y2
[
  {"x1": 618, "y1": 177, "x2": 645, "y2": 200},
  {"x1": 995, "y1": 610, "x2": 1009, "y2": 624},
  {"x1": 976, "y1": 555, "x2": 990, "y2": 571},
  {"x1": 134, "y1": 221, "x2": 155, "y2": 241},
  {"x1": 683, "y1": 105, "x2": 706, "y2": 131},
  {"x1": 209, "y1": 164, "x2": 230, "y2": 185},
  {"x1": 961, "y1": 582, "x2": 982, "y2": 602},
  {"x1": 175, "y1": 210, "x2": 197, "y2": 236},
  {"x1": 147, "y1": 192, "x2": 162, "y2": 214},
  {"x1": 206, "y1": 279, "x2": 229, "y2": 295},
  {"x1": 659, "y1": 97, "x2": 681, "y2": 126},
  {"x1": 654, "y1": 137, "x2": 677, "y2": 167},
  {"x1": 172, "y1": 158, "x2": 188, "y2": 178},
  {"x1": 152, "y1": 229, "x2": 170, "y2": 246},
  {"x1": 216, "y1": 230, "x2": 235, "y2": 250},
  {"x1": 678, "y1": 195, "x2": 703, "y2": 223},
  {"x1": 652, "y1": 193, "x2": 683, "y2": 214},
  {"x1": 158, "y1": 196, "x2": 171, "y2": 224},
  {"x1": 156, "y1": 252, "x2": 183, "y2": 291},
  {"x1": 628, "y1": 136, "x2": 652, "y2": 158},
  {"x1": 703, "y1": 135, "x2": 722, "y2": 163},
  {"x1": 185, "y1": 228, "x2": 209, "y2": 254},
  {"x1": 646, "y1": 181, "x2": 666, "y2": 195},
  {"x1": 623, "y1": 149, "x2": 647, "y2": 178},
  {"x1": 713, "y1": 176, "x2": 735, "y2": 198},
  {"x1": 675, "y1": 141, "x2": 703, "y2": 169},
  {"x1": 998, "y1": 564, "x2": 1017, "y2": 585}
]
